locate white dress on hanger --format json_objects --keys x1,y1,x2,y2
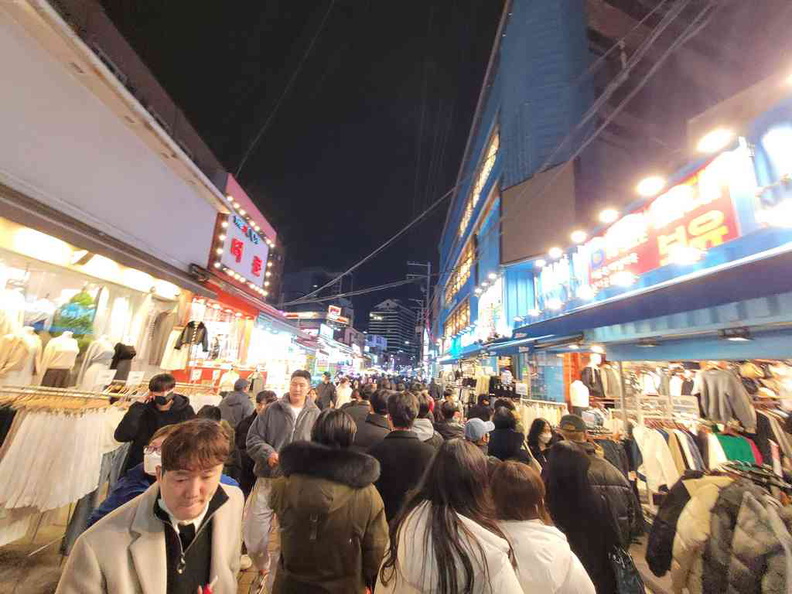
[{"x1": 0, "y1": 329, "x2": 42, "y2": 386}]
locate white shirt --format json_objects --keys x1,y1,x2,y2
[
  {"x1": 158, "y1": 497, "x2": 209, "y2": 536},
  {"x1": 288, "y1": 403, "x2": 304, "y2": 420}
]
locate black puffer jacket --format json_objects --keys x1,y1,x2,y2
[
  {"x1": 702, "y1": 479, "x2": 766, "y2": 594},
  {"x1": 579, "y1": 441, "x2": 643, "y2": 547},
  {"x1": 646, "y1": 470, "x2": 704, "y2": 577}
]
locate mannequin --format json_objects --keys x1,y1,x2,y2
[
  {"x1": 40, "y1": 331, "x2": 79, "y2": 387},
  {"x1": 0, "y1": 326, "x2": 42, "y2": 386},
  {"x1": 580, "y1": 353, "x2": 605, "y2": 398},
  {"x1": 78, "y1": 335, "x2": 115, "y2": 390},
  {"x1": 570, "y1": 380, "x2": 590, "y2": 415}
]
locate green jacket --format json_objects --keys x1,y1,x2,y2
[{"x1": 270, "y1": 441, "x2": 388, "y2": 593}]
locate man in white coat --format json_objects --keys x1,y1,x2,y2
[{"x1": 56, "y1": 419, "x2": 244, "y2": 594}]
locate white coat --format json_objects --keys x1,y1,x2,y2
[
  {"x1": 375, "y1": 501, "x2": 523, "y2": 594},
  {"x1": 499, "y1": 519, "x2": 596, "y2": 594},
  {"x1": 56, "y1": 482, "x2": 244, "y2": 594}
]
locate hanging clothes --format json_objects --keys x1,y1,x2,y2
[
  {"x1": 110, "y1": 343, "x2": 136, "y2": 381},
  {"x1": 581, "y1": 366, "x2": 604, "y2": 398},
  {"x1": 147, "y1": 311, "x2": 177, "y2": 366},
  {"x1": 0, "y1": 289, "x2": 25, "y2": 336},
  {"x1": 77, "y1": 337, "x2": 115, "y2": 390},
  {"x1": 632, "y1": 425, "x2": 681, "y2": 493},
  {"x1": 695, "y1": 368, "x2": 756, "y2": 432},
  {"x1": 175, "y1": 321, "x2": 209, "y2": 352},
  {"x1": 160, "y1": 329, "x2": 189, "y2": 371},
  {"x1": 0, "y1": 328, "x2": 42, "y2": 386}
]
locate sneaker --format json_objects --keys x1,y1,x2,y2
[{"x1": 240, "y1": 554, "x2": 253, "y2": 571}]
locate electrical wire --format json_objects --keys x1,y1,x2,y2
[
  {"x1": 235, "y1": 0, "x2": 337, "y2": 177},
  {"x1": 280, "y1": 276, "x2": 426, "y2": 305}
]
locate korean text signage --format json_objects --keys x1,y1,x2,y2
[
  {"x1": 586, "y1": 153, "x2": 741, "y2": 290},
  {"x1": 221, "y1": 214, "x2": 270, "y2": 287},
  {"x1": 327, "y1": 305, "x2": 341, "y2": 320}
]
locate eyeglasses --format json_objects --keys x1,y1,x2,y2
[{"x1": 143, "y1": 445, "x2": 162, "y2": 455}]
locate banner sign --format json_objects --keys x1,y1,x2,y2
[{"x1": 220, "y1": 214, "x2": 270, "y2": 287}]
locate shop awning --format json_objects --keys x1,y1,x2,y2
[
  {"x1": 0, "y1": 181, "x2": 215, "y2": 298},
  {"x1": 512, "y1": 245, "x2": 792, "y2": 341}
]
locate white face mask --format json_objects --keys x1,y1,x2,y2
[
  {"x1": 144, "y1": 449, "x2": 162, "y2": 476},
  {"x1": 539, "y1": 432, "x2": 553, "y2": 445}
]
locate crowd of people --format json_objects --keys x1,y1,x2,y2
[{"x1": 55, "y1": 370, "x2": 644, "y2": 594}]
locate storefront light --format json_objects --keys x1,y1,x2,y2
[
  {"x1": 213, "y1": 262, "x2": 222, "y2": 268},
  {"x1": 221, "y1": 221, "x2": 229, "y2": 229},
  {"x1": 215, "y1": 248, "x2": 224, "y2": 255},
  {"x1": 154, "y1": 280, "x2": 181, "y2": 300},
  {"x1": 82, "y1": 254, "x2": 122, "y2": 282},
  {"x1": 474, "y1": 287, "x2": 482, "y2": 295},
  {"x1": 267, "y1": 261, "x2": 273, "y2": 268},
  {"x1": 239, "y1": 209, "x2": 247, "y2": 216},
  {"x1": 488, "y1": 272, "x2": 497, "y2": 280},
  {"x1": 218, "y1": 234, "x2": 226, "y2": 241},
  {"x1": 611, "y1": 271, "x2": 636, "y2": 287},
  {"x1": 548, "y1": 247, "x2": 563, "y2": 259},
  {"x1": 122, "y1": 268, "x2": 154, "y2": 292},
  {"x1": 636, "y1": 175, "x2": 666, "y2": 197},
  {"x1": 599, "y1": 208, "x2": 620, "y2": 224},
  {"x1": 697, "y1": 127, "x2": 735, "y2": 154},
  {"x1": 264, "y1": 281, "x2": 270, "y2": 286},
  {"x1": 535, "y1": 259, "x2": 546, "y2": 269},
  {"x1": 12, "y1": 228, "x2": 73, "y2": 266},
  {"x1": 570, "y1": 230, "x2": 587, "y2": 244},
  {"x1": 266, "y1": 271, "x2": 272, "y2": 277}
]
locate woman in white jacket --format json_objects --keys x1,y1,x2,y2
[
  {"x1": 491, "y1": 461, "x2": 596, "y2": 594},
  {"x1": 376, "y1": 439, "x2": 523, "y2": 594}
]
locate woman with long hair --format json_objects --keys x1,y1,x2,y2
[
  {"x1": 544, "y1": 441, "x2": 619, "y2": 594},
  {"x1": 491, "y1": 461, "x2": 595, "y2": 593},
  {"x1": 526, "y1": 418, "x2": 556, "y2": 468},
  {"x1": 376, "y1": 439, "x2": 522, "y2": 594}
]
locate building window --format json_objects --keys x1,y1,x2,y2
[
  {"x1": 444, "y1": 299, "x2": 470, "y2": 338},
  {"x1": 444, "y1": 241, "x2": 474, "y2": 304},
  {"x1": 459, "y1": 130, "x2": 499, "y2": 237}
]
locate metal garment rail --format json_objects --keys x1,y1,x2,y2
[{"x1": 0, "y1": 385, "x2": 113, "y2": 400}]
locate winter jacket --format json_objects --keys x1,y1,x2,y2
[
  {"x1": 374, "y1": 501, "x2": 523, "y2": 594},
  {"x1": 336, "y1": 385, "x2": 353, "y2": 408},
  {"x1": 695, "y1": 368, "x2": 757, "y2": 432},
  {"x1": 270, "y1": 441, "x2": 388, "y2": 593},
  {"x1": 577, "y1": 441, "x2": 643, "y2": 547},
  {"x1": 369, "y1": 431, "x2": 436, "y2": 520},
  {"x1": 670, "y1": 475, "x2": 734, "y2": 593},
  {"x1": 218, "y1": 390, "x2": 254, "y2": 429},
  {"x1": 246, "y1": 395, "x2": 321, "y2": 478},
  {"x1": 352, "y1": 413, "x2": 390, "y2": 452},
  {"x1": 86, "y1": 463, "x2": 238, "y2": 530},
  {"x1": 412, "y1": 418, "x2": 443, "y2": 449},
  {"x1": 646, "y1": 470, "x2": 704, "y2": 577},
  {"x1": 434, "y1": 419, "x2": 465, "y2": 440},
  {"x1": 726, "y1": 491, "x2": 792, "y2": 594},
  {"x1": 341, "y1": 401, "x2": 371, "y2": 427},
  {"x1": 499, "y1": 519, "x2": 595, "y2": 594},
  {"x1": 702, "y1": 479, "x2": 767, "y2": 594},
  {"x1": 174, "y1": 321, "x2": 209, "y2": 352},
  {"x1": 316, "y1": 382, "x2": 337, "y2": 410},
  {"x1": 114, "y1": 395, "x2": 196, "y2": 473}
]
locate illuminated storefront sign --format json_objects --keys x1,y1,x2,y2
[
  {"x1": 327, "y1": 305, "x2": 342, "y2": 320},
  {"x1": 476, "y1": 278, "x2": 511, "y2": 340},
  {"x1": 220, "y1": 214, "x2": 270, "y2": 287}
]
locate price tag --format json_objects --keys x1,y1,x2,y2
[
  {"x1": 190, "y1": 368, "x2": 203, "y2": 382},
  {"x1": 126, "y1": 371, "x2": 145, "y2": 386},
  {"x1": 94, "y1": 369, "x2": 118, "y2": 390}
]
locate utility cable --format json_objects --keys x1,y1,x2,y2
[{"x1": 235, "y1": 0, "x2": 336, "y2": 177}]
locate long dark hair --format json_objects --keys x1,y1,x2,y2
[
  {"x1": 379, "y1": 439, "x2": 514, "y2": 594},
  {"x1": 526, "y1": 418, "x2": 550, "y2": 449},
  {"x1": 544, "y1": 441, "x2": 601, "y2": 532}
]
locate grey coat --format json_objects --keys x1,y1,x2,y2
[
  {"x1": 726, "y1": 491, "x2": 792, "y2": 594},
  {"x1": 246, "y1": 395, "x2": 320, "y2": 478},
  {"x1": 218, "y1": 390, "x2": 255, "y2": 429},
  {"x1": 695, "y1": 369, "x2": 757, "y2": 432}
]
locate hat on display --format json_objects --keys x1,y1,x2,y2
[
  {"x1": 465, "y1": 418, "x2": 495, "y2": 442},
  {"x1": 559, "y1": 414, "x2": 587, "y2": 434}
]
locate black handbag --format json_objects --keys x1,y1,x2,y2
[{"x1": 601, "y1": 496, "x2": 645, "y2": 594}]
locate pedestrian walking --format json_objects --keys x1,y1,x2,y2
[
  {"x1": 114, "y1": 373, "x2": 195, "y2": 474},
  {"x1": 270, "y1": 409, "x2": 388, "y2": 593},
  {"x1": 491, "y1": 461, "x2": 595, "y2": 594},
  {"x1": 488, "y1": 407, "x2": 533, "y2": 465},
  {"x1": 335, "y1": 376, "x2": 353, "y2": 408},
  {"x1": 412, "y1": 391, "x2": 443, "y2": 449},
  {"x1": 244, "y1": 370, "x2": 321, "y2": 593},
  {"x1": 57, "y1": 419, "x2": 244, "y2": 594},
  {"x1": 434, "y1": 400, "x2": 465, "y2": 440},
  {"x1": 236, "y1": 390, "x2": 278, "y2": 499},
  {"x1": 369, "y1": 391, "x2": 436, "y2": 520},
  {"x1": 375, "y1": 439, "x2": 523, "y2": 594},
  {"x1": 316, "y1": 371, "x2": 337, "y2": 410},
  {"x1": 527, "y1": 417, "x2": 557, "y2": 468},
  {"x1": 352, "y1": 388, "x2": 391, "y2": 452},
  {"x1": 218, "y1": 378, "x2": 255, "y2": 429}
]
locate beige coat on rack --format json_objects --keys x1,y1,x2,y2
[{"x1": 56, "y1": 482, "x2": 244, "y2": 594}]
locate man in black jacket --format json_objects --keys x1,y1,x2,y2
[
  {"x1": 434, "y1": 400, "x2": 465, "y2": 440},
  {"x1": 342, "y1": 384, "x2": 374, "y2": 426},
  {"x1": 316, "y1": 372, "x2": 337, "y2": 410},
  {"x1": 114, "y1": 373, "x2": 195, "y2": 474},
  {"x1": 369, "y1": 391, "x2": 436, "y2": 520},
  {"x1": 559, "y1": 414, "x2": 643, "y2": 545},
  {"x1": 352, "y1": 389, "x2": 390, "y2": 452}
]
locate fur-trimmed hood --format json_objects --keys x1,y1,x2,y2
[{"x1": 280, "y1": 440, "x2": 380, "y2": 488}]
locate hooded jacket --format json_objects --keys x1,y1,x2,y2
[
  {"x1": 374, "y1": 501, "x2": 523, "y2": 594},
  {"x1": 578, "y1": 441, "x2": 643, "y2": 547},
  {"x1": 412, "y1": 418, "x2": 443, "y2": 449},
  {"x1": 218, "y1": 390, "x2": 254, "y2": 429},
  {"x1": 246, "y1": 395, "x2": 321, "y2": 478},
  {"x1": 114, "y1": 395, "x2": 195, "y2": 473},
  {"x1": 270, "y1": 441, "x2": 388, "y2": 593}
]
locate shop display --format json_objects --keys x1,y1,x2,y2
[
  {"x1": 0, "y1": 327, "x2": 41, "y2": 386},
  {"x1": 40, "y1": 331, "x2": 79, "y2": 387},
  {"x1": 176, "y1": 320, "x2": 209, "y2": 352},
  {"x1": 147, "y1": 311, "x2": 177, "y2": 366},
  {"x1": 110, "y1": 342, "x2": 137, "y2": 382},
  {"x1": 0, "y1": 288, "x2": 25, "y2": 336},
  {"x1": 580, "y1": 353, "x2": 605, "y2": 398}
]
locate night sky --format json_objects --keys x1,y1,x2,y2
[{"x1": 99, "y1": 0, "x2": 504, "y2": 324}]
